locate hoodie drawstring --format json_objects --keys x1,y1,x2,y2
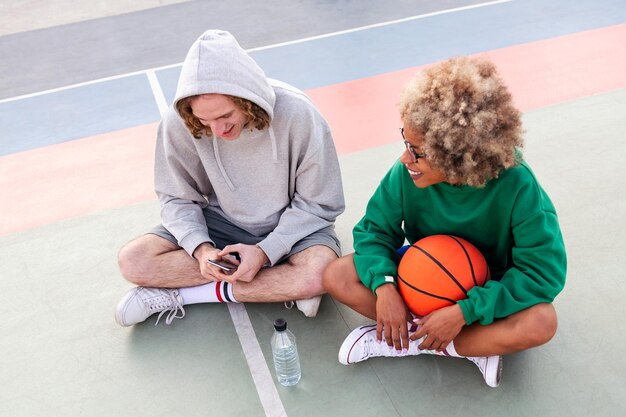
[
  {"x1": 269, "y1": 127, "x2": 278, "y2": 162},
  {"x1": 212, "y1": 137, "x2": 236, "y2": 190}
]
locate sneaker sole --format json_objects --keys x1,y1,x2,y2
[
  {"x1": 493, "y1": 355, "x2": 503, "y2": 388},
  {"x1": 338, "y1": 324, "x2": 377, "y2": 365},
  {"x1": 486, "y1": 355, "x2": 503, "y2": 388}
]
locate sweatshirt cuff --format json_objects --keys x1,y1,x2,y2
[
  {"x1": 457, "y1": 299, "x2": 479, "y2": 325},
  {"x1": 178, "y1": 230, "x2": 214, "y2": 258},
  {"x1": 256, "y1": 235, "x2": 289, "y2": 266},
  {"x1": 370, "y1": 275, "x2": 397, "y2": 294}
]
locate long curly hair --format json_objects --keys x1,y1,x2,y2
[
  {"x1": 176, "y1": 95, "x2": 270, "y2": 139},
  {"x1": 399, "y1": 56, "x2": 524, "y2": 187}
]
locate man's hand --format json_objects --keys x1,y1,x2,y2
[
  {"x1": 194, "y1": 243, "x2": 228, "y2": 282},
  {"x1": 375, "y1": 284, "x2": 411, "y2": 351},
  {"x1": 218, "y1": 244, "x2": 269, "y2": 283},
  {"x1": 410, "y1": 304, "x2": 465, "y2": 351}
]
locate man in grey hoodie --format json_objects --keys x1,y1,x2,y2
[{"x1": 115, "y1": 30, "x2": 345, "y2": 326}]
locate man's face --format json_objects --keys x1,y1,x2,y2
[
  {"x1": 190, "y1": 94, "x2": 247, "y2": 140},
  {"x1": 399, "y1": 124, "x2": 448, "y2": 188}
]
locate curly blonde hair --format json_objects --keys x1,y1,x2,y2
[
  {"x1": 176, "y1": 94, "x2": 270, "y2": 139},
  {"x1": 399, "y1": 56, "x2": 524, "y2": 187}
]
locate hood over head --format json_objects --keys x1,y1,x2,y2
[{"x1": 174, "y1": 29, "x2": 275, "y2": 121}]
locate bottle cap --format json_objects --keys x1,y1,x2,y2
[{"x1": 273, "y1": 318, "x2": 287, "y2": 331}]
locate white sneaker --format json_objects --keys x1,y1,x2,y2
[
  {"x1": 338, "y1": 324, "x2": 421, "y2": 365},
  {"x1": 115, "y1": 287, "x2": 185, "y2": 327},
  {"x1": 295, "y1": 295, "x2": 322, "y2": 317},
  {"x1": 467, "y1": 355, "x2": 503, "y2": 388},
  {"x1": 284, "y1": 295, "x2": 323, "y2": 317}
]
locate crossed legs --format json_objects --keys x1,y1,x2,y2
[
  {"x1": 118, "y1": 233, "x2": 337, "y2": 302},
  {"x1": 322, "y1": 254, "x2": 558, "y2": 357}
]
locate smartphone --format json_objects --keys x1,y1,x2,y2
[{"x1": 207, "y1": 259, "x2": 238, "y2": 274}]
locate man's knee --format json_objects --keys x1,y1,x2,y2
[
  {"x1": 118, "y1": 239, "x2": 149, "y2": 284},
  {"x1": 117, "y1": 234, "x2": 176, "y2": 285},
  {"x1": 288, "y1": 245, "x2": 336, "y2": 272},
  {"x1": 285, "y1": 246, "x2": 336, "y2": 297}
]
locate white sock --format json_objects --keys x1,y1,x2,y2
[
  {"x1": 407, "y1": 325, "x2": 463, "y2": 357},
  {"x1": 441, "y1": 340, "x2": 463, "y2": 357},
  {"x1": 178, "y1": 282, "x2": 238, "y2": 305}
]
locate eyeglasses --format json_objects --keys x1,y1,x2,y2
[{"x1": 400, "y1": 128, "x2": 426, "y2": 162}]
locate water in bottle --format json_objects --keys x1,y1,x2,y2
[{"x1": 270, "y1": 318, "x2": 301, "y2": 386}]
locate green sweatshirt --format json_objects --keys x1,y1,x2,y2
[{"x1": 353, "y1": 159, "x2": 566, "y2": 325}]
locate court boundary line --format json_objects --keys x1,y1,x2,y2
[
  {"x1": 146, "y1": 70, "x2": 169, "y2": 115},
  {"x1": 246, "y1": 0, "x2": 512, "y2": 52},
  {"x1": 0, "y1": 0, "x2": 511, "y2": 105},
  {"x1": 228, "y1": 304, "x2": 288, "y2": 417}
]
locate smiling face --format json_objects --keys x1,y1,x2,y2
[
  {"x1": 399, "y1": 124, "x2": 449, "y2": 188},
  {"x1": 190, "y1": 94, "x2": 247, "y2": 140}
]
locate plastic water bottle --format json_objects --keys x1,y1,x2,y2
[{"x1": 270, "y1": 318, "x2": 301, "y2": 386}]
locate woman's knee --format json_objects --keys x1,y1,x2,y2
[
  {"x1": 321, "y1": 258, "x2": 340, "y2": 293},
  {"x1": 530, "y1": 303, "x2": 558, "y2": 344},
  {"x1": 518, "y1": 303, "x2": 558, "y2": 348},
  {"x1": 322, "y1": 255, "x2": 356, "y2": 295}
]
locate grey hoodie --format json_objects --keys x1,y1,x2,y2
[{"x1": 154, "y1": 30, "x2": 345, "y2": 265}]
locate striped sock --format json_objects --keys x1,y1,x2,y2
[{"x1": 178, "y1": 281, "x2": 238, "y2": 305}]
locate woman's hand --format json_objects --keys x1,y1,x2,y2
[
  {"x1": 410, "y1": 304, "x2": 465, "y2": 351},
  {"x1": 375, "y1": 284, "x2": 412, "y2": 351}
]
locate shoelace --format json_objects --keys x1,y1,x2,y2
[
  {"x1": 361, "y1": 333, "x2": 423, "y2": 360},
  {"x1": 147, "y1": 290, "x2": 186, "y2": 325},
  {"x1": 467, "y1": 356, "x2": 486, "y2": 371}
]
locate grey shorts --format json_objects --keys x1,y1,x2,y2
[{"x1": 149, "y1": 208, "x2": 341, "y2": 263}]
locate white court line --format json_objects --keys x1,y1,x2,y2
[
  {"x1": 0, "y1": 0, "x2": 512, "y2": 105},
  {"x1": 246, "y1": 0, "x2": 513, "y2": 52},
  {"x1": 0, "y1": 63, "x2": 181, "y2": 104},
  {"x1": 146, "y1": 70, "x2": 169, "y2": 116},
  {"x1": 228, "y1": 304, "x2": 288, "y2": 417}
]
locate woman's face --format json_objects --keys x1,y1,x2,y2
[{"x1": 399, "y1": 124, "x2": 449, "y2": 188}]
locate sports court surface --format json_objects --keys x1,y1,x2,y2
[{"x1": 2, "y1": 0, "x2": 626, "y2": 416}]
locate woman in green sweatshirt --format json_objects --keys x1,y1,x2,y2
[{"x1": 323, "y1": 56, "x2": 566, "y2": 388}]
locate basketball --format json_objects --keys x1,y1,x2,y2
[{"x1": 397, "y1": 235, "x2": 490, "y2": 316}]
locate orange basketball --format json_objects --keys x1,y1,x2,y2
[{"x1": 397, "y1": 235, "x2": 490, "y2": 317}]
